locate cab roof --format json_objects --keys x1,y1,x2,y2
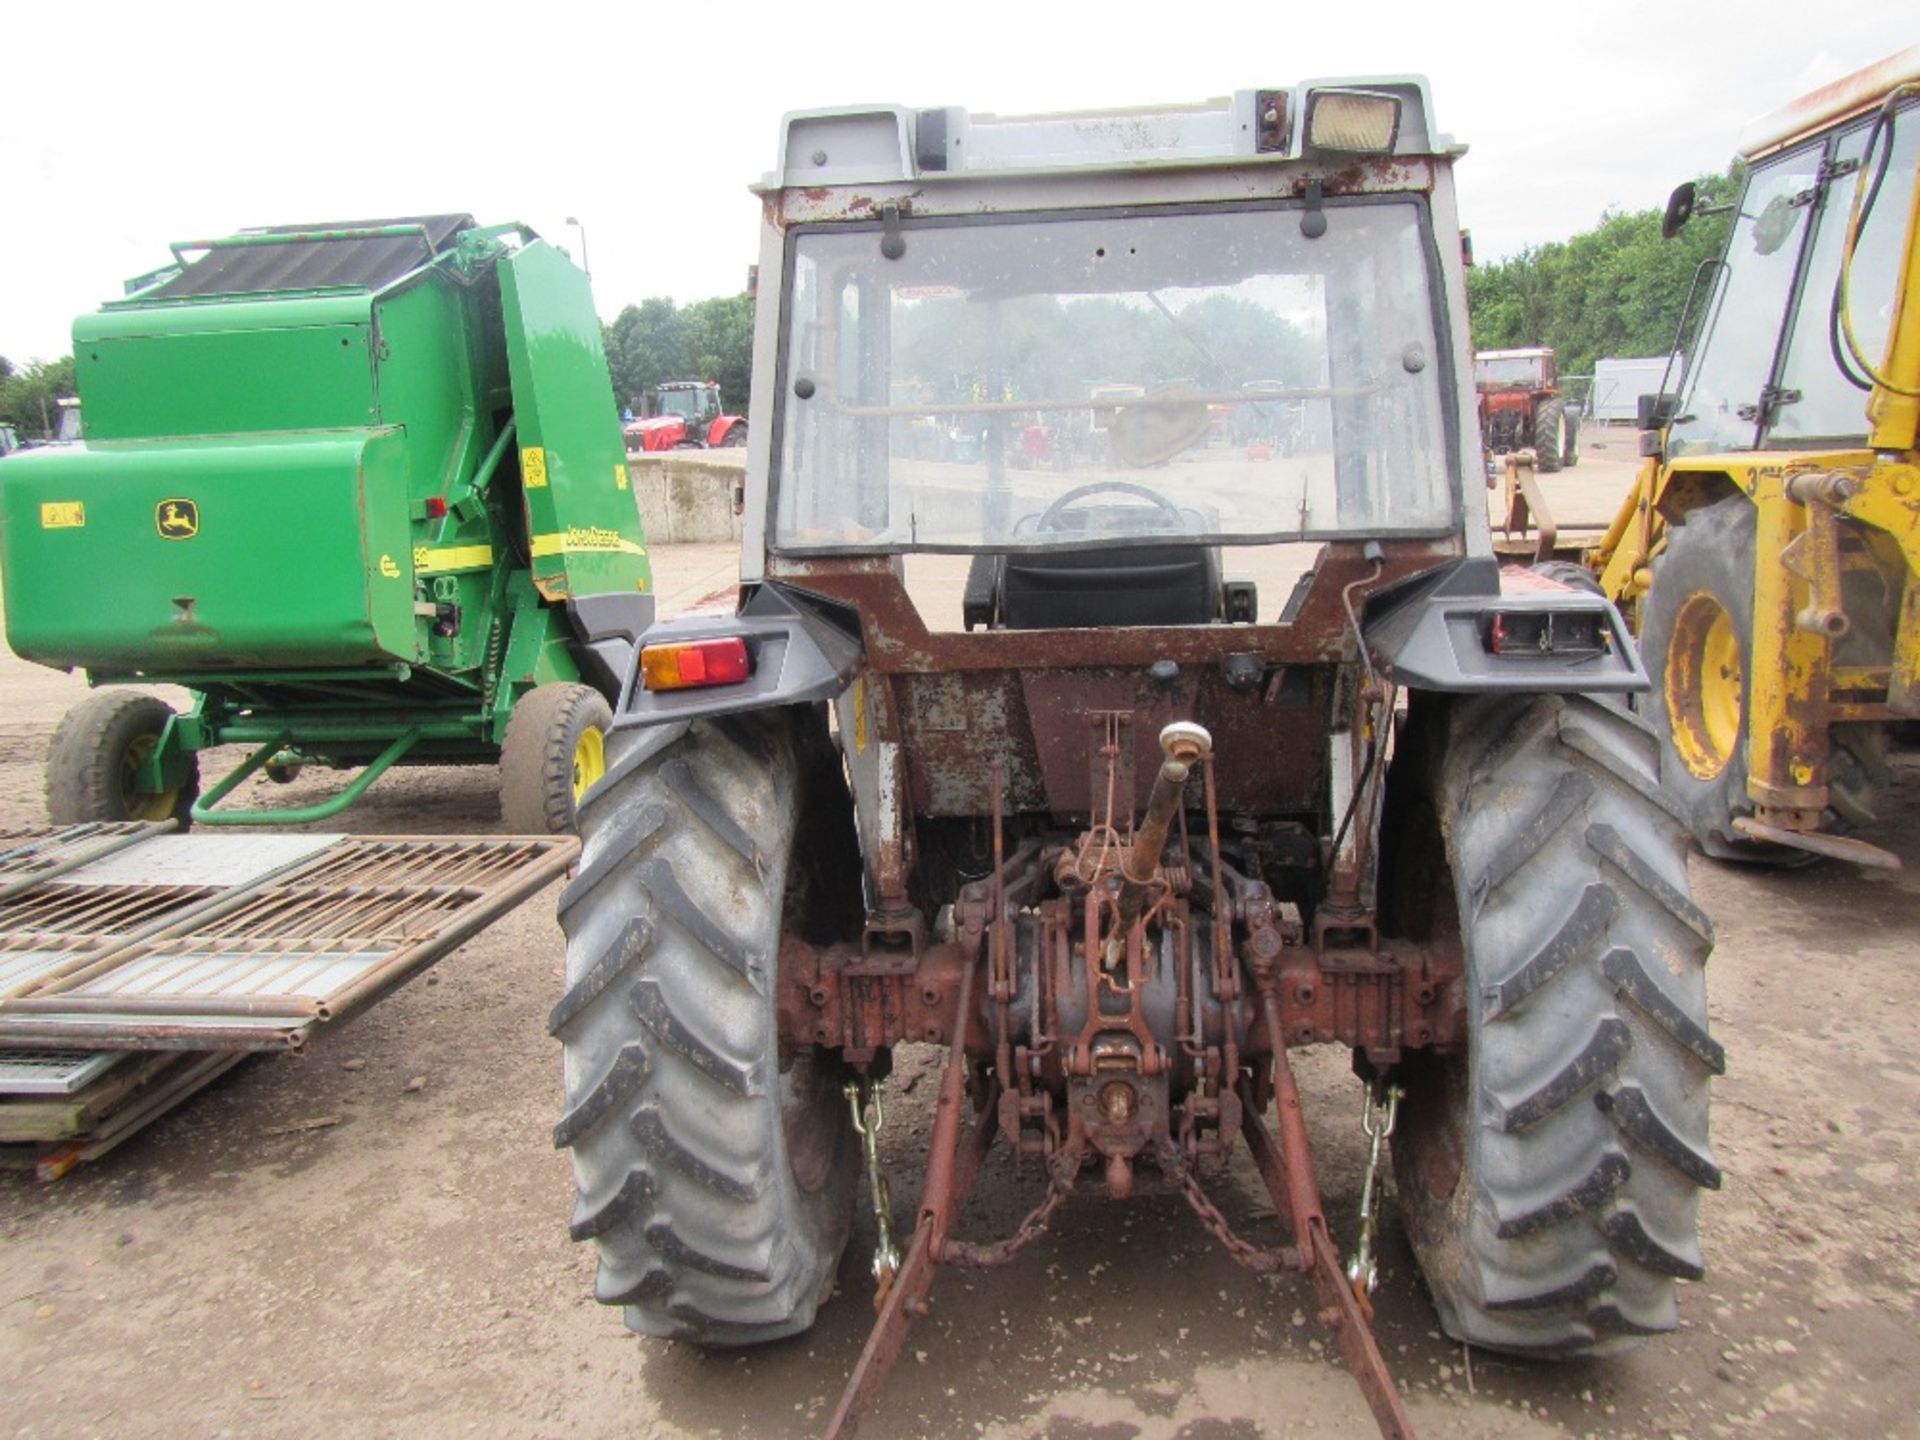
[
  {"x1": 1737, "y1": 46, "x2": 1920, "y2": 160},
  {"x1": 757, "y1": 78, "x2": 1460, "y2": 192}
]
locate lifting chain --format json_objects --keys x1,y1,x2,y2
[
  {"x1": 845, "y1": 1080, "x2": 901, "y2": 1288},
  {"x1": 1345, "y1": 1079, "x2": 1403, "y2": 1298},
  {"x1": 1173, "y1": 1155, "x2": 1286, "y2": 1275},
  {"x1": 944, "y1": 1173, "x2": 1071, "y2": 1269}
]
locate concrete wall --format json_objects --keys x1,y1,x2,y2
[{"x1": 629, "y1": 453, "x2": 745, "y2": 544}]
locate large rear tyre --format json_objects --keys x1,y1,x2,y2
[
  {"x1": 1393, "y1": 693, "x2": 1720, "y2": 1355},
  {"x1": 500, "y1": 682, "x2": 611, "y2": 834},
  {"x1": 1638, "y1": 494, "x2": 1886, "y2": 863},
  {"x1": 551, "y1": 712, "x2": 857, "y2": 1344},
  {"x1": 46, "y1": 690, "x2": 199, "y2": 827},
  {"x1": 1533, "y1": 397, "x2": 1567, "y2": 473}
]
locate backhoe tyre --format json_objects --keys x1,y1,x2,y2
[
  {"x1": 46, "y1": 690, "x2": 199, "y2": 828},
  {"x1": 1638, "y1": 494, "x2": 1885, "y2": 863},
  {"x1": 1393, "y1": 692, "x2": 1720, "y2": 1356},
  {"x1": 1533, "y1": 397, "x2": 1567, "y2": 473},
  {"x1": 551, "y1": 713, "x2": 857, "y2": 1344},
  {"x1": 500, "y1": 683, "x2": 612, "y2": 834}
]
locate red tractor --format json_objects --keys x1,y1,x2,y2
[
  {"x1": 1475, "y1": 346, "x2": 1578, "y2": 471},
  {"x1": 623, "y1": 379, "x2": 747, "y2": 452}
]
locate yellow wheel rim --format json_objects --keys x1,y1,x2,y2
[
  {"x1": 1666, "y1": 590, "x2": 1744, "y2": 781},
  {"x1": 571, "y1": 724, "x2": 606, "y2": 803},
  {"x1": 119, "y1": 734, "x2": 181, "y2": 821}
]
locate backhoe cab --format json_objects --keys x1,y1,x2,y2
[{"x1": 554, "y1": 79, "x2": 1717, "y2": 1439}]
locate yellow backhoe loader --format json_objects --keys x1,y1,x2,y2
[{"x1": 1592, "y1": 46, "x2": 1920, "y2": 867}]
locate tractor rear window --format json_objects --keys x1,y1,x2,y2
[{"x1": 771, "y1": 200, "x2": 1456, "y2": 552}]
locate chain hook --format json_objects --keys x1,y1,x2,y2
[
  {"x1": 1345, "y1": 1079, "x2": 1403, "y2": 1298},
  {"x1": 844, "y1": 1079, "x2": 901, "y2": 1292}
]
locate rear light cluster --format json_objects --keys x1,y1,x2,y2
[
  {"x1": 1485, "y1": 611, "x2": 1610, "y2": 659},
  {"x1": 639, "y1": 636, "x2": 751, "y2": 691}
]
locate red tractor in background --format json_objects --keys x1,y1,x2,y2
[
  {"x1": 623, "y1": 379, "x2": 747, "y2": 452},
  {"x1": 1475, "y1": 346, "x2": 1578, "y2": 471}
]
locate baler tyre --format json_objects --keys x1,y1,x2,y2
[
  {"x1": 1393, "y1": 692, "x2": 1720, "y2": 1355},
  {"x1": 500, "y1": 682, "x2": 612, "y2": 834},
  {"x1": 46, "y1": 690, "x2": 199, "y2": 828},
  {"x1": 1637, "y1": 495, "x2": 1885, "y2": 863},
  {"x1": 1563, "y1": 410, "x2": 1581, "y2": 468},
  {"x1": 551, "y1": 712, "x2": 857, "y2": 1344},
  {"x1": 1533, "y1": 397, "x2": 1567, "y2": 473}
]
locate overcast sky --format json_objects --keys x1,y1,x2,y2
[{"x1": 2, "y1": 2, "x2": 1910, "y2": 365}]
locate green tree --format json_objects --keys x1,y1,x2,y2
[
  {"x1": 602, "y1": 294, "x2": 754, "y2": 416},
  {"x1": 1466, "y1": 167, "x2": 1743, "y2": 379},
  {"x1": 0, "y1": 355, "x2": 78, "y2": 439},
  {"x1": 681, "y1": 294, "x2": 754, "y2": 409},
  {"x1": 603, "y1": 298, "x2": 685, "y2": 412}
]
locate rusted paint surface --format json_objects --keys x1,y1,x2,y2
[
  {"x1": 777, "y1": 546, "x2": 1449, "y2": 823},
  {"x1": 1017, "y1": 667, "x2": 1330, "y2": 818},
  {"x1": 768, "y1": 542, "x2": 1458, "y2": 672},
  {"x1": 776, "y1": 908, "x2": 1463, "y2": 1063}
]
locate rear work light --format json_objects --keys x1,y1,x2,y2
[
  {"x1": 1304, "y1": 88, "x2": 1402, "y2": 154},
  {"x1": 640, "y1": 636, "x2": 752, "y2": 691},
  {"x1": 1485, "y1": 610, "x2": 1610, "y2": 659}
]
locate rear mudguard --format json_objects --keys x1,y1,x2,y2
[
  {"x1": 608, "y1": 582, "x2": 863, "y2": 729},
  {"x1": 1364, "y1": 556, "x2": 1647, "y2": 694}
]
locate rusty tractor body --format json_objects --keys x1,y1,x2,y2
[
  {"x1": 1475, "y1": 346, "x2": 1578, "y2": 471},
  {"x1": 553, "y1": 80, "x2": 1720, "y2": 1439}
]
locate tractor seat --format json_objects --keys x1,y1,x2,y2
[{"x1": 968, "y1": 544, "x2": 1225, "y2": 630}]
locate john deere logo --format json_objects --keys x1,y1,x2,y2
[{"x1": 156, "y1": 499, "x2": 199, "y2": 540}]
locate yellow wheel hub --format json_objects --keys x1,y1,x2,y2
[
  {"x1": 1666, "y1": 590, "x2": 1744, "y2": 781},
  {"x1": 119, "y1": 734, "x2": 181, "y2": 821},
  {"x1": 570, "y1": 724, "x2": 606, "y2": 803}
]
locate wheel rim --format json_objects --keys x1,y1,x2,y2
[
  {"x1": 119, "y1": 734, "x2": 180, "y2": 821},
  {"x1": 570, "y1": 724, "x2": 606, "y2": 802},
  {"x1": 781, "y1": 1053, "x2": 844, "y2": 1195},
  {"x1": 1666, "y1": 590, "x2": 1743, "y2": 780}
]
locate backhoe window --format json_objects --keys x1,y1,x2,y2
[
  {"x1": 772, "y1": 201, "x2": 1454, "y2": 552},
  {"x1": 1669, "y1": 147, "x2": 1824, "y2": 455},
  {"x1": 1771, "y1": 105, "x2": 1919, "y2": 446}
]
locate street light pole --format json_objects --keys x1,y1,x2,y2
[{"x1": 564, "y1": 215, "x2": 591, "y2": 282}]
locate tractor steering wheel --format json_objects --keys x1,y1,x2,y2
[{"x1": 1034, "y1": 480, "x2": 1189, "y2": 533}]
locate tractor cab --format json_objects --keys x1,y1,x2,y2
[
  {"x1": 758, "y1": 114, "x2": 1463, "y2": 643},
  {"x1": 655, "y1": 379, "x2": 721, "y2": 425},
  {"x1": 1473, "y1": 347, "x2": 1556, "y2": 390}
]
